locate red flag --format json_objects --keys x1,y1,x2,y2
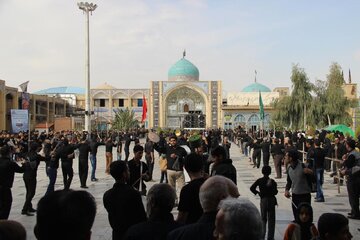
[{"x1": 142, "y1": 94, "x2": 147, "y2": 123}]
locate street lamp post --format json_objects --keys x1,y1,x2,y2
[{"x1": 78, "y1": 2, "x2": 97, "y2": 134}]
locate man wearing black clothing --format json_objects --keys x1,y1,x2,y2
[
  {"x1": 210, "y1": 146, "x2": 237, "y2": 185},
  {"x1": 177, "y1": 153, "x2": 206, "y2": 224},
  {"x1": 0, "y1": 145, "x2": 25, "y2": 219},
  {"x1": 250, "y1": 166, "x2": 278, "y2": 240},
  {"x1": 60, "y1": 139, "x2": 77, "y2": 190},
  {"x1": 309, "y1": 139, "x2": 326, "y2": 202},
  {"x1": 341, "y1": 139, "x2": 360, "y2": 220},
  {"x1": 78, "y1": 139, "x2": 91, "y2": 188},
  {"x1": 167, "y1": 176, "x2": 239, "y2": 240},
  {"x1": 271, "y1": 138, "x2": 284, "y2": 178},
  {"x1": 124, "y1": 133, "x2": 134, "y2": 161},
  {"x1": 22, "y1": 142, "x2": 46, "y2": 216},
  {"x1": 331, "y1": 137, "x2": 346, "y2": 184},
  {"x1": 261, "y1": 137, "x2": 271, "y2": 167},
  {"x1": 144, "y1": 138, "x2": 155, "y2": 181},
  {"x1": 123, "y1": 184, "x2": 182, "y2": 240},
  {"x1": 154, "y1": 136, "x2": 187, "y2": 200},
  {"x1": 45, "y1": 139, "x2": 62, "y2": 195},
  {"x1": 105, "y1": 138, "x2": 116, "y2": 174},
  {"x1": 103, "y1": 161, "x2": 147, "y2": 240},
  {"x1": 252, "y1": 138, "x2": 262, "y2": 168},
  {"x1": 128, "y1": 145, "x2": 150, "y2": 195},
  {"x1": 89, "y1": 137, "x2": 104, "y2": 181}
]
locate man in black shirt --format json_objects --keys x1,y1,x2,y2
[
  {"x1": 177, "y1": 153, "x2": 206, "y2": 224},
  {"x1": 271, "y1": 138, "x2": 284, "y2": 179},
  {"x1": 124, "y1": 132, "x2": 134, "y2": 161},
  {"x1": 0, "y1": 145, "x2": 25, "y2": 219},
  {"x1": 310, "y1": 139, "x2": 326, "y2": 202},
  {"x1": 261, "y1": 137, "x2": 271, "y2": 167},
  {"x1": 167, "y1": 175, "x2": 239, "y2": 240},
  {"x1": 103, "y1": 161, "x2": 147, "y2": 240},
  {"x1": 154, "y1": 136, "x2": 187, "y2": 201},
  {"x1": 210, "y1": 146, "x2": 237, "y2": 185},
  {"x1": 45, "y1": 139, "x2": 63, "y2": 195},
  {"x1": 105, "y1": 137, "x2": 116, "y2": 174},
  {"x1": 144, "y1": 138, "x2": 155, "y2": 181},
  {"x1": 78, "y1": 138, "x2": 91, "y2": 188},
  {"x1": 22, "y1": 142, "x2": 46, "y2": 216},
  {"x1": 89, "y1": 136, "x2": 104, "y2": 181},
  {"x1": 341, "y1": 139, "x2": 360, "y2": 220},
  {"x1": 250, "y1": 166, "x2": 278, "y2": 240},
  {"x1": 60, "y1": 138, "x2": 77, "y2": 190},
  {"x1": 128, "y1": 145, "x2": 150, "y2": 196},
  {"x1": 123, "y1": 184, "x2": 182, "y2": 240}
]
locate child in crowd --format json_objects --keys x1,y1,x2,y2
[
  {"x1": 283, "y1": 202, "x2": 319, "y2": 240},
  {"x1": 250, "y1": 165, "x2": 278, "y2": 240}
]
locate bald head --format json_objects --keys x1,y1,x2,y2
[{"x1": 199, "y1": 176, "x2": 240, "y2": 212}]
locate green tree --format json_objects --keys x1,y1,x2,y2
[
  {"x1": 324, "y1": 62, "x2": 355, "y2": 125},
  {"x1": 289, "y1": 64, "x2": 313, "y2": 130},
  {"x1": 307, "y1": 79, "x2": 327, "y2": 128},
  {"x1": 112, "y1": 108, "x2": 139, "y2": 130},
  {"x1": 272, "y1": 96, "x2": 292, "y2": 128}
]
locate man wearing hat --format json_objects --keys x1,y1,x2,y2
[{"x1": 341, "y1": 138, "x2": 360, "y2": 220}]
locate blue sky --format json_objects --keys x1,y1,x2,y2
[{"x1": 0, "y1": 0, "x2": 359, "y2": 94}]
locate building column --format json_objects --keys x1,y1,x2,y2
[{"x1": 159, "y1": 83, "x2": 164, "y2": 128}]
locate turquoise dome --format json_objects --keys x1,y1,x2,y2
[
  {"x1": 242, "y1": 82, "x2": 271, "y2": 92},
  {"x1": 168, "y1": 58, "x2": 199, "y2": 81}
]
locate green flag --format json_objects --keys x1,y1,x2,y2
[{"x1": 259, "y1": 91, "x2": 265, "y2": 120}]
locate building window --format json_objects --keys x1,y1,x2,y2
[
  {"x1": 100, "y1": 99, "x2": 105, "y2": 107},
  {"x1": 137, "y1": 99, "x2": 143, "y2": 107},
  {"x1": 119, "y1": 99, "x2": 124, "y2": 107}
]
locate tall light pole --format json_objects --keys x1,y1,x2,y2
[{"x1": 78, "y1": 2, "x2": 97, "y2": 134}]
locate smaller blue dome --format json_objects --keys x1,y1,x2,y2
[
  {"x1": 242, "y1": 82, "x2": 271, "y2": 92},
  {"x1": 168, "y1": 58, "x2": 199, "y2": 81}
]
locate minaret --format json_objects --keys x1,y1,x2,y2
[
  {"x1": 255, "y1": 70, "x2": 257, "y2": 83},
  {"x1": 349, "y1": 69, "x2": 352, "y2": 84}
]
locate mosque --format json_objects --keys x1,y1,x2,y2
[{"x1": 31, "y1": 54, "x2": 290, "y2": 131}]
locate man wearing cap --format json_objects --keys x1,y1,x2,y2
[{"x1": 341, "y1": 138, "x2": 360, "y2": 220}]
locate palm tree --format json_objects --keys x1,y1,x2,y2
[{"x1": 112, "y1": 108, "x2": 139, "y2": 130}]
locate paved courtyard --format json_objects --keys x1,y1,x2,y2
[{"x1": 8, "y1": 141, "x2": 360, "y2": 240}]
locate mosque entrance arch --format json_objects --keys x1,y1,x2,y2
[{"x1": 164, "y1": 86, "x2": 206, "y2": 128}]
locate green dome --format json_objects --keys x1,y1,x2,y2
[
  {"x1": 168, "y1": 58, "x2": 199, "y2": 81},
  {"x1": 242, "y1": 82, "x2": 271, "y2": 92}
]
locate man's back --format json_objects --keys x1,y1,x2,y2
[
  {"x1": 167, "y1": 211, "x2": 216, "y2": 240},
  {"x1": 125, "y1": 214, "x2": 182, "y2": 240},
  {"x1": 103, "y1": 182, "x2": 146, "y2": 240},
  {"x1": 178, "y1": 177, "x2": 206, "y2": 224}
]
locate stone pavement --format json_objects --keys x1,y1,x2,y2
[{"x1": 8, "y1": 141, "x2": 360, "y2": 240}]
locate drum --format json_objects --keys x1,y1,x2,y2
[
  {"x1": 148, "y1": 132, "x2": 160, "y2": 143},
  {"x1": 180, "y1": 145, "x2": 191, "y2": 155}
]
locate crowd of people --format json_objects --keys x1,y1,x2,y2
[{"x1": 0, "y1": 127, "x2": 358, "y2": 239}]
